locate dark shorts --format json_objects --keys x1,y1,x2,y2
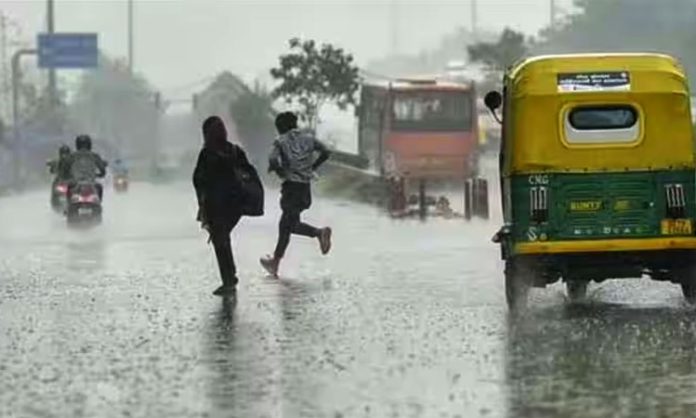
[{"x1": 280, "y1": 181, "x2": 312, "y2": 213}]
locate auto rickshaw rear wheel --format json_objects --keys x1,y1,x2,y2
[
  {"x1": 681, "y1": 282, "x2": 696, "y2": 304},
  {"x1": 566, "y1": 281, "x2": 589, "y2": 302},
  {"x1": 675, "y1": 268, "x2": 696, "y2": 304},
  {"x1": 505, "y1": 258, "x2": 532, "y2": 311}
]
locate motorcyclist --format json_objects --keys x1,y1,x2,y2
[
  {"x1": 47, "y1": 144, "x2": 72, "y2": 209},
  {"x1": 112, "y1": 158, "x2": 128, "y2": 178},
  {"x1": 67, "y1": 135, "x2": 108, "y2": 200},
  {"x1": 47, "y1": 145, "x2": 72, "y2": 183}
]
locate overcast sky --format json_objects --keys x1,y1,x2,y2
[{"x1": 2, "y1": 0, "x2": 574, "y2": 97}]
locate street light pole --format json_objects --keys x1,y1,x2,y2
[
  {"x1": 127, "y1": 0, "x2": 134, "y2": 74},
  {"x1": 46, "y1": 0, "x2": 57, "y2": 104},
  {"x1": 550, "y1": 0, "x2": 557, "y2": 30}
]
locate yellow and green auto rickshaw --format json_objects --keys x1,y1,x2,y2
[{"x1": 485, "y1": 53, "x2": 696, "y2": 309}]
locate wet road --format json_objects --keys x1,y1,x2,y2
[{"x1": 1, "y1": 181, "x2": 696, "y2": 418}]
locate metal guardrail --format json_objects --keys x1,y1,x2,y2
[{"x1": 329, "y1": 149, "x2": 370, "y2": 170}]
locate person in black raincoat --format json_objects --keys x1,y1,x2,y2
[{"x1": 193, "y1": 116, "x2": 255, "y2": 296}]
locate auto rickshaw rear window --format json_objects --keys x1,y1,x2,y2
[{"x1": 569, "y1": 106, "x2": 638, "y2": 130}]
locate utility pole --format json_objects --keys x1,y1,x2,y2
[
  {"x1": 127, "y1": 0, "x2": 134, "y2": 74},
  {"x1": 550, "y1": 0, "x2": 557, "y2": 31},
  {"x1": 471, "y1": 0, "x2": 478, "y2": 41},
  {"x1": 46, "y1": 0, "x2": 57, "y2": 105}
]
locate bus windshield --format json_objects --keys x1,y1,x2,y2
[{"x1": 391, "y1": 91, "x2": 473, "y2": 132}]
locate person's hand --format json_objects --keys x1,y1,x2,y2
[
  {"x1": 201, "y1": 223, "x2": 212, "y2": 244},
  {"x1": 196, "y1": 206, "x2": 209, "y2": 230}
]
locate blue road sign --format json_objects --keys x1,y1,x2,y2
[{"x1": 38, "y1": 33, "x2": 98, "y2": 69}]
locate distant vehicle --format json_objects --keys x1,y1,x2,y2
[
  {"x1": 487, "y1": 53, "x2": 696, "y2": 310},
  {"x1": 113, "y1": 175, "x2": 128, "y2": 192},
  {"x1": 66, "y1": 182, "x2": 102, "y2": 226},
  {"x1": 112, "y1": 158, "x2": 129, "y2": 192},
  {"x1": 357, "y1": 77, "x2": 488, "y2": 218}
]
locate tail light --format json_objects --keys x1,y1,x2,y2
[
  {"x1": 55, "y1": 184, "x2": 68, "y2": 193},
  {"x1": 665, "y1": 184, "x2": 686, "y2": 218},
  {"x1": 71, "y1": 186, "x2": 100, "y2": 203},
  {"x1": 530, "y1": 186, "x2": 549, "y2": 222},
  {"x1": 73, "y1": 194, "x2": 99, "y2": 203}
]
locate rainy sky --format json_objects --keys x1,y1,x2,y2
[{"x1": 2, "y1": 0, "x2": 574, "y2": 94}]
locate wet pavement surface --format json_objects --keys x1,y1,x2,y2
[{"x1": 1, "y1": 181, "x2": 696, "y2": 418}]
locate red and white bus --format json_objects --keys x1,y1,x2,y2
[{"x1": 356, "y1": 78, "x2": 487, "y2": 217}]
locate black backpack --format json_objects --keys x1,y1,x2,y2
[{"x1": 234, "y1": 161, "x2": 264, "y2": 217}]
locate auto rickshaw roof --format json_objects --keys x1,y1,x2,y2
[
  {"x1": 502, "y1": 53, "x2": 694, "y2": 175},
  {"x1": 507, "y1": 53, "x2": 688, "y2": 96}
]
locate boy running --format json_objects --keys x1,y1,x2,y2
[{"x1": 261, "y1": 112, "x2": 332, "y2": 277}]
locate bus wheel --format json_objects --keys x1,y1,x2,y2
[
  {"x1": 387, "y1": 177, "x2": 406, "y2": 216},
  {"x1": 505, "y1": 258, "x2": 532, "y2": 311},
  {"x1": 464, "y1": 179, "x2": 472, "y2": 220},
  {"x1": 475, "y1": 178, "x2": 489, "y2": 220},
  {"x1": 566, "y1": 280, "x2": 589, "y2": 302}
]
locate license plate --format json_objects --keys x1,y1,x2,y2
[
  {"x1": 661, "y1": 219, "x2": 693, "y2": 235},
  {"x1": 78, "y1": 208, "x2": 93, "y2": 216}
]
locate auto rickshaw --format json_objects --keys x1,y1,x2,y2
[{"x1": 485, "y1": 53, "x2": 696, "y2": 310}]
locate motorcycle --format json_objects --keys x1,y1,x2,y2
[
  {"x1": 50, "y1": 181, "x2": 69, "y2": 213},
  {"x1": 66, "y1": 182, "x2": 102, "y2": 225},
  {"x1": 113, "y1": 174, "x2": 128, "y2": 192}
]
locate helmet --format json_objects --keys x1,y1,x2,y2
[
  {"x1": 75, "y1": 135, "x2": 92, "y2": 151},
  {"x1": 59, "y1": 144, "x2": 70, "y2": 156}
]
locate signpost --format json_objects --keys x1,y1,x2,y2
[
  {"x1": 37, "y1": 33, "x2": 98, "y2": 69},
  {"x1": 9, "y1": 33, "x2": 99, "y2": 188}
]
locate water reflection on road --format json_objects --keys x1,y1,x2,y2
[
  {"x1": 506, "y1": 301, "x2": 696, "y2": 418},
  {"x1": 0, "y1": 182, "x2": 695, "y2": 417}
]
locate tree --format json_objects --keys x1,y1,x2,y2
[
  {"x1": 229, "y1": 83, "x2": 275, "y2": 165},
  {"x1": 537, "y1": 0, "x2": 696, "y2": 87},
  {"x1": 366, "y1": 27, "x2": 496, "y2": 78},
  {"x1": 270, "y1": 38, "x2": 360, "y2": 128},
  {"x1": 467, "y1": 28, "x2": 529, "y2": 90},
  {"x1": 468, "y1": 28, "x2": 529, "y2": 73},
  {"x1": 69, "y1": 56, "x2": 160, "y2": 160}
]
